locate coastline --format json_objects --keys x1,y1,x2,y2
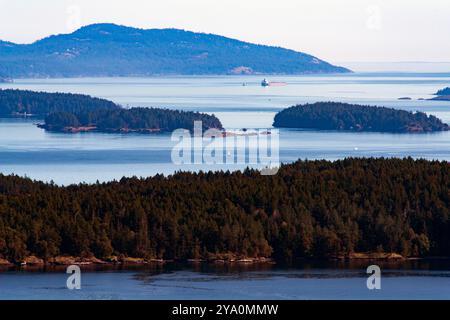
[{"x1": 2, "y1": 252, "x2": 446, "y2": 269}]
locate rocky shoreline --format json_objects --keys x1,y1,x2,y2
[
  {"x1": 1, "y1": 252, "x2": 444, "y2": 268},
  {"x1": 0, "y1": 255, "x2": 275, "y2": 267}
]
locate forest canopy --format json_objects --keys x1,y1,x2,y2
[
  {"x1": 273, "y1": 102, "x2": 449, "y2": 133},
  {"x1": 435, "y1": 87, "x2": 450, "y2": 96},
  {"x1": 0, "y1": 158, "x2": 448, "y2": 264},
  {"x1": 0, "y1": 89, "x2": 119, "y2": 116},
  {"x1": 0, "y1": 89, "x2": 223, "y2": 132},
  {"x1": 43, "y1": 108, "x2": 223, "y2": 133}
]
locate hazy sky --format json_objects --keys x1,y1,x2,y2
[{"x1": 1, "y1": 0, "x2": 450, "y2": 65}]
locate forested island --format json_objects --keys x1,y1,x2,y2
[
  {"x1": 273, "y1": 102, "x2": 449, "y2": 133},
  {"x1": 0, "y1": 23, "x2": 350, "y2": 77},
  {"x1": 0, "y1": 158, "x2": 449, "y2": 265},
  {"x1": 0, "y1": 89, "x2": 222, "y2": 133},
  {"x1": 42, "y1": 108, "x2": 223, "y2": 133}
]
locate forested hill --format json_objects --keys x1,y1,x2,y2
[
  {"x1": 0, "y1": 23, "x2": 350, "y2": 77},
  {"x1": 0, "y1": 89, "x2": 119, "y2": 116},
  {"x1": 273, "y1": 102, "x2": 449, "y2": 133},
  {"x1": 0, "y1": 158, "x2": 449, "y2": 264}
]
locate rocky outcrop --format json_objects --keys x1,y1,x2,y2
[
  {"x1": 336, "y1": 252, "x2": 405, "y2": 260},
  {"x1": 48, "y1": 256, "x2": 106, "y2": 265},
  {"x1": 23, "y1": 256, "x2": 45, "y2": 265}
]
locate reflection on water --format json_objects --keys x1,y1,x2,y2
[{"x1": 1, "y1": 260, "x2": 450, "y2": 300}]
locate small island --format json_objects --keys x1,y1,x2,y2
[
  {"x1": 273, "y1": 102, "x2": 449, "y2": 133},
  {"x1": 0, "y1": 89, "x2": 223, "y2": 133},
  {"x1": 40, "y1": 107, "x2": 223, "y2": 133}
]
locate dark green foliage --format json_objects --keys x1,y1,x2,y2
[
  {"x1": 45, "y1": 112, "x2": 80, "y2": 129},
  {"x1": 0, "y1": 158, "x2": 448, "y2": 263},
  {"x1": 44, "y1": 107, "x2": 223, "y2": 132},
  {"x1": 0, "y1": 89, "x2": 222, "y2": 132},
  {"x1": 0, "y1": 23, "x2": 350, "y2": 77},
  {"x1": 0, "y1": 89, "x2": 119, "y2": 116},
  {"x1": 435, "y1": 87, "x2": 450, "y2": 95},
  {"x1": 273, "y1": 102, "x2": 449, "y2": 133}
]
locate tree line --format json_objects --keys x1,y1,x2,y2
[
  {"x1": 0, "y1": 89, "x2": 119, "y2": 116},
  {"x1": 0, "y1": 158, "x2": 448, "y2": 263},
  {"x1": 435, "y1": 87, "x2": 450, "y2": 96},
  {"x1": 0, "y1": 89, "x2": 223, "y2": 132}
]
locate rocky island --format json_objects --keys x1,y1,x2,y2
[{"x1": 273, "y1": 102, "x2": 449, "y2": 133}]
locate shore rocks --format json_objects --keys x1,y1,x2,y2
[
  {"x1": 23, "y1": 256, "x2": 45, "y2": 265},
  {"x1": 48, "y1": 256, "x2": 107, "y2": 265},
  {"x1": 336, "y1": 252, "x2": 406, "y2": 260}
]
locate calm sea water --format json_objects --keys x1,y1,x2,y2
[
  {"x1": 1, "y1": 74, "x2": 450, "y2": 300},
  {"x1": 1, "y1": 74, "x2": 450, "y2": 184},
  {"x1": 1, "y1": 261, "x2": 450, "y2": 300}
]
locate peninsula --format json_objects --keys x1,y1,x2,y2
[{"x1": 0, "y1": 89, "x2": 223, "y2": 133}]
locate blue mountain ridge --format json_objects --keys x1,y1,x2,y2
[{"x1": 0, "y1": 23, "x2": 351, "y2": 77}]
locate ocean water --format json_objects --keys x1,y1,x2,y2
[
  {"x1": 1, "y1": 74, "x2": 450, "y2": 300},
  {"x1": 1, "y1": 261, "x2": 450, "y2": 300},
  {"x1": 0, "y1": 74, "x2": 450, "y2": 184}
]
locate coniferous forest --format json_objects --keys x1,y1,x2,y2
[
  {"x1": 43, "y1": 108, "x2": 223, "y2": 133},
  {"x1": 435, "y1": 87, "x2": 450, "y2": 96},
  {"x1": 0, "y1": 158, "x2": 448, "y2": 264},
  {"x1": 0, "y1": 89, "x2": 223, "y2": 132},
  {"x1": 273, "y1": 102, "x2": 450, "y2": 133},
  {"x1": 0, "y1": 89, "x2": 119, "y2": 116}
]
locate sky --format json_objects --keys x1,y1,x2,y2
[{"x1": 1, "y1": 0, "x2": 450, "y2": 69}]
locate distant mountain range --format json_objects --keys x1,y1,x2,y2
[{"x1": 0, "y1": 23, "x2": 351, "y2": 78}]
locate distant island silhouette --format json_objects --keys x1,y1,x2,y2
[
  {"x1": 273, "y1": 102, "x2": 449, "y2": 133},
  {"x1": 0, "y1": 23, "x2": 351, "y2": 78}
]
